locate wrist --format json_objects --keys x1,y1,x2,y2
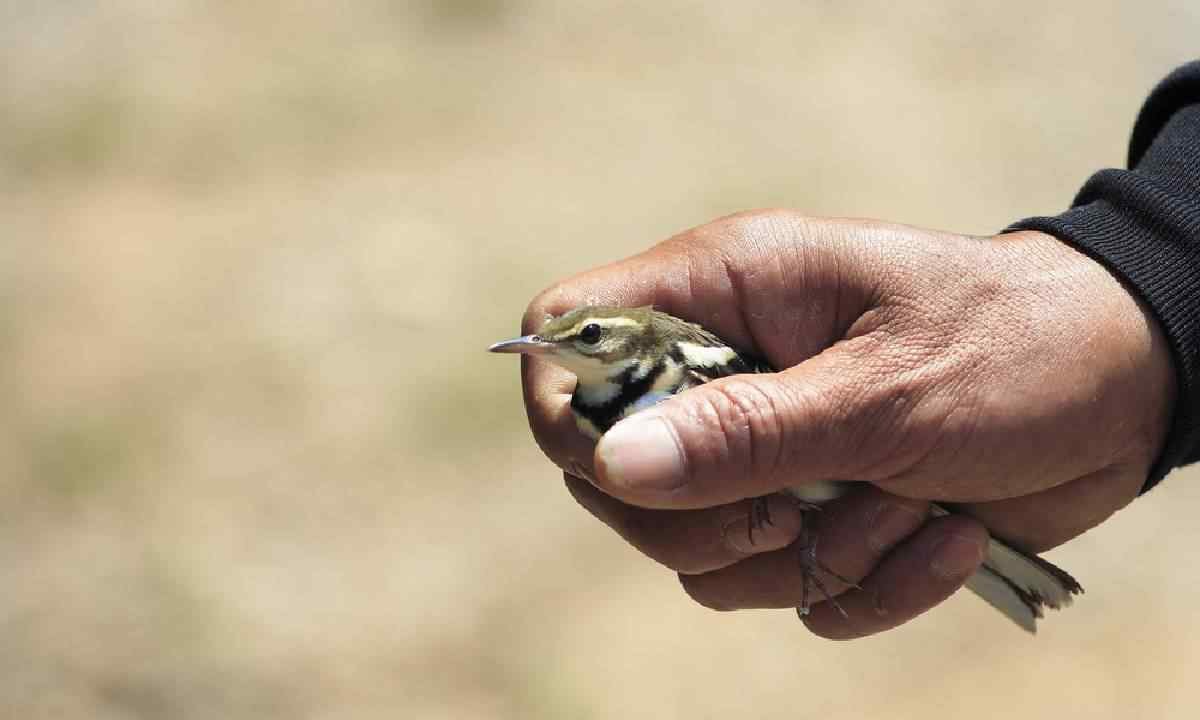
[{"x1": 997, "y1": 229, "x2": 1176, "y2": 479}]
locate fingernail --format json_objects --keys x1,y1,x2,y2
[
  {"x1": 867, "y1": 501, "x2": 926, "y2": 553},
  {"x1": 596, "y1": 414, "x2": 686, "y2": 491},
  {"x1": 724, "y1": 498, "x2": 803, "y2": 554},
  {"x1": 929, "y1": 534, "x2": 985, "y2": 580}
]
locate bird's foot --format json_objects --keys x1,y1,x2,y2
[
  {"x1": 746, "y1": 495, "x2": 823, "y2": 545},
  {"x1": 747, "y1": 497, "x2": 861, "y2": 620},
  {"x1": 795, "y1": 522, "x2": 862, "y2": 621},
  {"x1": 746, "y1": 496, "x2": 775, "y2": 546}
]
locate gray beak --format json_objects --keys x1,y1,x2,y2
[{"x1": 487, "y1": 334, "x2": 556, "y2": 355}]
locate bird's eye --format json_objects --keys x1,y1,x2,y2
[{"x1": 578, "y1": 323, "x2": 602, "y2": 345}]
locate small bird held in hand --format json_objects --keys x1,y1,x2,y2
[{"x1": 490, "y1": 305, "x2": 1082, "y2": 632}]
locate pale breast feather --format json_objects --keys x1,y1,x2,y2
[
  {"x1": 570, "y1": 359, "x2": 668, "y2": 435},
  {"x1": 574, "y1": 380, "x2": 621, "y2": 405}
]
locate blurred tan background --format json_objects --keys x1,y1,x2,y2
[{"x1": 2, "y1": 1, "x2": 1199, "y2": 718}]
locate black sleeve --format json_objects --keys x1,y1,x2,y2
[{"x1": 1007, "y1": 61, "x2": 1200, "y2": 492}]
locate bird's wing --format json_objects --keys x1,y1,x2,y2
[{"x1": 685, "y1": 348, "x2": 775, "y2": 383}]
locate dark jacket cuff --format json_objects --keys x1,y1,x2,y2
[{"x1": 1007, "y1": 75, "x2": 1200, "y2": 492}]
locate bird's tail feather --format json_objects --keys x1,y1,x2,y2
[{"x1": 932, "y1": 504, "x2": 1083, "y2": 633}]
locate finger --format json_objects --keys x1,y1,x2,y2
[
  {"x1": 519, "y1": 212, "x2": 877, "y2": 479},
  {"x1": 802, "y1": 515, "x2": 987, "y2": 640},
  {"x1": 593, "y1": 334, "x2": 943, "y2": 509},
  {"x1": 678, "y1": 486, "x2": 928, "y2": 610},
  {"x1": 522, "y1": 211, "x2": 871, "y2": 357},
  {"x1": 521, "y1": 357, "x2": 599, "y2": 480},
  {"x1": 564, "y1": 474, "x2": 804, "y2": 574},
  {"x1": 952, "y1": 462, "x2": 1143, "y2": 552}
]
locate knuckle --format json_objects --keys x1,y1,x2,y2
[
  {"x1": 801, "y1": 616, "x2": 858, "y2": 641},
  {"x1": 605, "y1": 508, "x2": 655, "y2": 550},
  {"x1": 842, "y1": 369, "x2": 946, "y2": 479},
  {"x1": 853, "y1": 366, "x2": 923, "y2": 428},
  {"x1": 719, "y1": 208, "x2": 808, "y2": 237},
  {"x1": 523, "y1": 285, "x2": 566, "y2": 334},
  {"x1": 643, "y1": 537, "x2": 712, "y2": 575},
  {"x1": 1118, "y1": 423, "x2": 1168, "y2": 469},
  {"x1": 677, "y1": 574, "x2": 734, "y2": 612},
  {"x1": 669, "y1": 553, "x2": 720, "y2": 576},
  {"x1": 671, "y1": 209, "x2": 806, "y2": 253},
  {"x1": 700, "y1": 379, "x2": 786, "y2": 474},
  {"x1": 605, "y1": 511, "x2": 707, "y2": 574},
  {"x1": 561, "y1": 457, "x2": 595, "y2": 483}
]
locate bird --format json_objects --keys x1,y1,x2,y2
[{"x1": 490, "y1": 305, "x2": 1082, "y2": 632}]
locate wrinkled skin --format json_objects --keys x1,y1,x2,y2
[{"x1": 518, "y1": 212, "x2": 1174, "y2": 639}]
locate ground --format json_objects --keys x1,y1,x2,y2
[{"x1": 1, "y1": 2, "x2": 1198, "y2": 718}]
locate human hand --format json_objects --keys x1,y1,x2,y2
[{"x1": 518, "y1": 211, "x2": 1175, "y2": 638}]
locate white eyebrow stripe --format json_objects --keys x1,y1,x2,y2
[
  {"x1": 677, "y1": 342, "x2": 737, "y2": 367},
  {"x1": 592, "y1": 317, "x2": 641, "y2": 328}
]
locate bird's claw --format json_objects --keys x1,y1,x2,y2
[
  {"x1": 748, "y1": 498, "x2": 864, "y2": 622},
  {"x1": 746, "y1": 496, "x2": 775, "y2": 546},
  {"x1": 795, "y1": 516, "x2": 862, "y2": 621}
]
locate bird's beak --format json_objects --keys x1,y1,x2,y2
[{"x1": 487, "y1": 334, "x2": 557, "y2": 355}]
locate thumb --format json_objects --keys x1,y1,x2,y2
[{"x1": 593, "y1": 342, "x2": 927, "y2": 509}]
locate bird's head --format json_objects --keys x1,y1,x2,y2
[{"x1": 488, "y1": 306, "x2": 663, "y2": 386}]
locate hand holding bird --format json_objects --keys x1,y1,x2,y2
[{"x1": 501, "y1": 211, "x2": 1173, "y2": 638}]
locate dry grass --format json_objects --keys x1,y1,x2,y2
[{"x1": 1, "y1": 2, "x2": 1198, "y2": 717}]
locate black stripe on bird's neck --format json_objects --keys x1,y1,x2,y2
[{"x1": 571, "y1": 359, "x2": 666, "y2": 434}]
